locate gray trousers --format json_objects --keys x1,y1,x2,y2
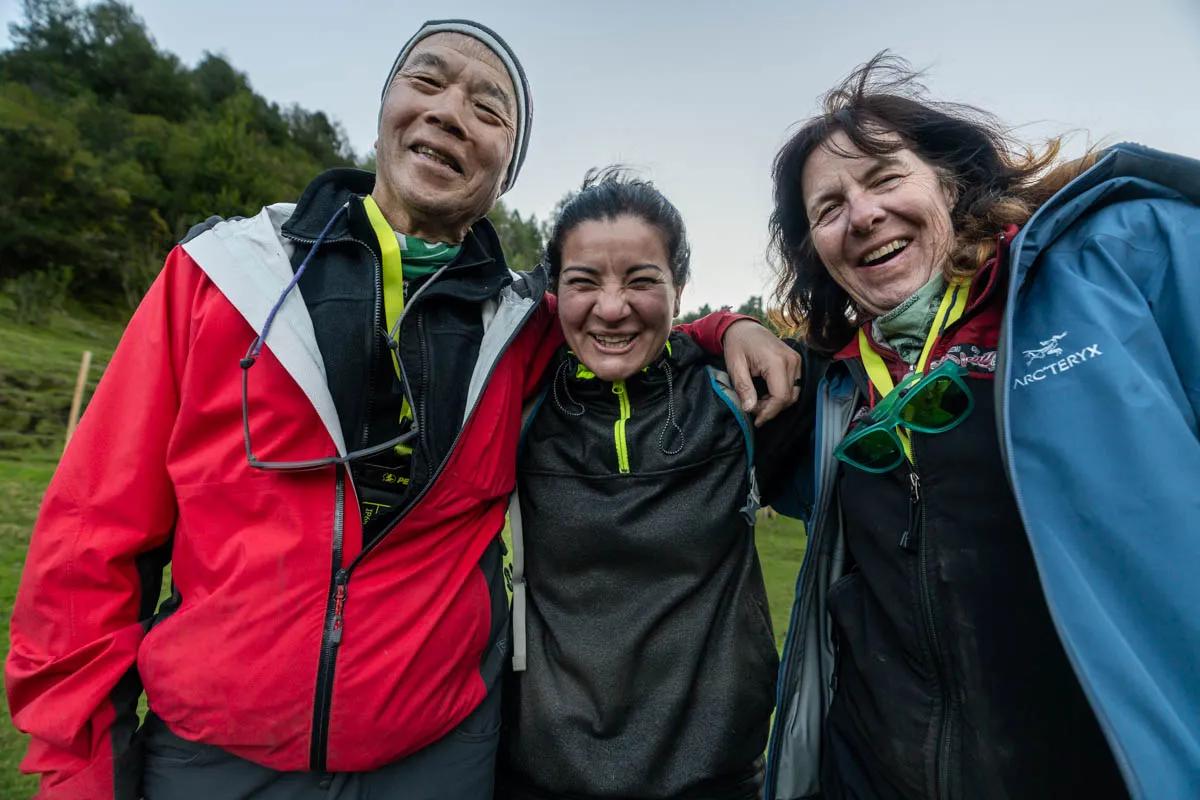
[{"x1": 142, "y1": 687, "x2": 500, "y2": 799}]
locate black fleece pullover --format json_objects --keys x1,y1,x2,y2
[{"x1": 500, "y1": 334, "x2": 789, "y2": 800}]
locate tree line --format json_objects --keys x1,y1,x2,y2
[
  {"x1": 0, "y1": 0, "x2": 546, "y2": 321},
  {"x1": 0, "y1": 0, "x2": 766, "y2": 326}
]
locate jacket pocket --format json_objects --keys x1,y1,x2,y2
[
  {"x1": 825, "y1": 570, "x2": 861, "y2": 686},
  {"x1": 738, "y1": 589, "x2": 781, "y2": 694},
  {"x1": 450, "y1": 682, "x2": 502, "y2": 743},
  {"x1": 141, "y1": 714, "x2": 226, "y2": 768},
  {"x1": 826, "y1": 570, "x2": 862, "y2": 633}
]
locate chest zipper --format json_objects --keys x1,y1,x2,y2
[
  {"x1": 900, "y1": 471, "x2": 920, "y2": 552},
  {"x1": 612, "y1": 381, "x2": 632, "y2": 474},
  {"x1": 360, "y1": 253, "x2": 384, "y2": 448},
  {"x1": 907, "y1": 445, "x2": 955, "y2": 800},
  {"x1": 308, "y1": 241, "x2": 392, "y2": 771},
  {"x1": 310, "y1": 469, "x2": 347, "y2": 771}
]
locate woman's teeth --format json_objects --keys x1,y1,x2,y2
[
  {"x1": 861, "y1": 239, "x2": 911, "y2": 266},
  {"x1": 592, "y1": 334, "x2": 635, "y2": 348}
]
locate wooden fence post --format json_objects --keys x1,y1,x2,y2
[{"x1": 64, "y1": 350, "x2": 93, "y2": 451}]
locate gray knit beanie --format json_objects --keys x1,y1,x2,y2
[{"x1": 380, "y1": 19, "x2": 532, "y2": 193}]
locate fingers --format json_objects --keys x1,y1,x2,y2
[
  {"x1": 751, "y1": 343, "x2": 804, "y2": 427},
  {"x1": 764, "y1": 364, "x2": 793, "y2": 415},
  {"x1": 753, "y1": 395, "x2": 786, "y2": 427},
  {"x1": 720, "y1": 318, "x2": 803, "y2": 422},
  {"x1": 726, "y1": 350, "x2": 759, "y2": 413}
]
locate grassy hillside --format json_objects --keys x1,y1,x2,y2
[
  {"x1": 0, "y1": 312, "x2": 807, "y2": 795},
  {"x1": 0, "y1": 304, "x2": 126, "y2": 462},
  {"x1": 0, "y1": 306, "x2": 122, "y2": 795},
  {"x1": 0, "y1": 461, "x2": 55, "y2": 797}
]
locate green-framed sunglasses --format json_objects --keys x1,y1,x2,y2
[{"x1": 835, "y1": 359, "x2": 974, "y2": 473}]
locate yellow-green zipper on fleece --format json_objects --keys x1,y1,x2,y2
[{"x1": 612, "y1": 380, "x2": 632, "y2": 474}]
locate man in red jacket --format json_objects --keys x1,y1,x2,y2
[{"x1": 6, "y1": 18, "x2": 799, "y2": 800}]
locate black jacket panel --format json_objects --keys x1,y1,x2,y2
[{"x1": 822, "y1": 366, "x2": 1126, "y2": 800}]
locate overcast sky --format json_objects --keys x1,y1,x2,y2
[{"x1": 4, "y1": 0, "x2": 1199, "y2": 313}]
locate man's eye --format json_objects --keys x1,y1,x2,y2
[
  {"x1": 629, "y1": 277, "x2": 658, "y2": 287},
  {"x1": 412, "y1": 74, "x2": 441, "y2": 88},
  {"x1": 874, "y1": 174, "x2": 902, "y2": 188}
]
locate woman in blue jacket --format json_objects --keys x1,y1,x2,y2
[{"x1": 761, "y1": 54, "x2": 1200, "y2": 800}]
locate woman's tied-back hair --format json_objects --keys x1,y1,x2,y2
[
  {"x1": 769, "y1": 52, "x2": 1096, "y2": 352},
  {"x1": 544, "y1": 166, "x2": 691, "y2": 289}
]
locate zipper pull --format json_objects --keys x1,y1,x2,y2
[
  {"x1": 900, "y1": 472, "x2": 920, "y2": 552},
  {"x1": 330, "y1": 570, "x2": 349, "y2": 646}
]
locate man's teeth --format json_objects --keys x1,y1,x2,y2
[
  {"x1": 862, "y1": 239, "x2": 911, "y2": 265},
  {"x1": 415, "y1": 145, "x2": 457, "y2": 171},
  {"x1": 593, "y1": 334, "x2": 635, "y2": 347}
]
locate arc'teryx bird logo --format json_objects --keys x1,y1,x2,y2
[
  {"x1": 1012, "y1": 329, "x2": 1104, "y2": 390},
  {"x1": 1022, "y1": 332, "x2": 1068, "y2": 365}
]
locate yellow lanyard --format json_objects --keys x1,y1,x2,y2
[
  {"x1": 362, "y1": 195, "x2": 414, "y2": 455},
  {"x1": 362, "y1": 195, "x2": 406, "y2": 380},
  {"x1": 857, "y1": 276, "x2": 970, "y2": 463}
]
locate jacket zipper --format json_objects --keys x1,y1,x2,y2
[
  {"x1": 279, "y1": 227, "x2": 372, "y2": 771},
  {"x1": 910, "y1": 444, "x2": 955, "y2": 800},
  {"x1": 290, "y1": 230, "x2": 382, "y2": 771},
  {"x1": 613, "y1": 380, "x2": 632, "y2": 473},
  {"x1": 900, "y1": 471, "x2": 919, "y2": 551},
  {"x1": 360, "y1": 249, "x2": 384, "y2": 448},
  {"x1": 417, "y1": 309, "x2": 430, "y2": 465},
  {"x1": 309, "y1": 468, "x2": 347, "y2": 770}
]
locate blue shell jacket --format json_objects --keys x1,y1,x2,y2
[
  {"x1": 767, "y1": 143, "x2": 1200, "y2": 800},
  {"x1": 1000, "y1": 142, "x2": 1200, "y2": 799}
]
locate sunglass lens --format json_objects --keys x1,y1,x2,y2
[
  {"x1": 843, "y1": 428, "x2": 901, "y2": 471},
  {"x1": 900, "y1": 376, "x2": 970, "y2": 433}
]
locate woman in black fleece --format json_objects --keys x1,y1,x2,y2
[{"x1": 498, "y1": 168, "x2": 803, "y2": 800}]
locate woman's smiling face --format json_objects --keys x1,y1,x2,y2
[
  {"x1": 801, "y1": 130, "x2": 956, "y2": 316},
  {"x1": 557, "y1": 215, "x2": 682, "y2": 382}
]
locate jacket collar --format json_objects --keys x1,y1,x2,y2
[
  {"x1": 559, "y1": 333, "x2": 703, "y2": 394},
  {"x1": 281, "y1": 168, "x2": 374, "y2": 241},
  {"x1": 281, "y1": 168, "x2": 515, "y2": 301}
]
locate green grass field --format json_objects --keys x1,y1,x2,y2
[
  {"x1": 0, "y1": 459, "x2": 55, "y2": 798},
  {"x1": 0, "y1": 309, "x2": 807, "y2": 795}
]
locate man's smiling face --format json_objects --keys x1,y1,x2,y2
[{"x1": 373, "y1": 32, "x2": 516, "y2": 243}]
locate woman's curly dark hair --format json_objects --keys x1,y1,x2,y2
[{"x1": 769, "y1": 52, "x2": 1094, "y2": 352}]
